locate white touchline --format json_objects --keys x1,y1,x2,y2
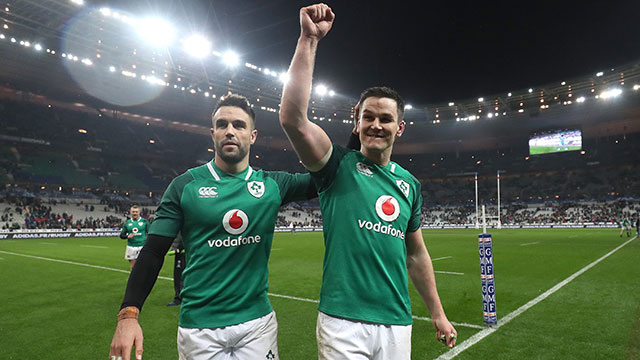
[
  {"x1": 40, "y1": 242, "x2": 57, "y2": 245},
  {"x1": 0, "y1": 250, "x2": 482, "y2": 330},
  {"x1": 435, "y1": 235, "x2": 638, "y2": 360},
  {"x1": 432, "y1": 256, "x2": 453, "y2": 261},
  {"x1": 520, "y1": 241, "x2": 540, "y2": 246},
  {"x1": 435, "y1": 270, "x2": 464, "y2": 276},
  {"x1": 80, "y1": 245, "x2": 109, "y2": 249},
  {"x1": 413, "y1": 316, "x2": 484, "y2": 330},
  {"x1": 0, "y1": 250, "x2": 173, "y2": 281}
]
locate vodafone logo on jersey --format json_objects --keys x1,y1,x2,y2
[
  {"x1": 222, "y1": 209, "x2": 249, "y2": 235},
  {"x1": 375, "y1": 195, "x2": 400, "y2": 222}
]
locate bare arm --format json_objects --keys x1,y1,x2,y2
[
  {"x1": 406, "y1": 229, "x2": 457, "y2": 348},
  {"x1": 280, "y1": 4, "x2": 334, "y2": 170}
]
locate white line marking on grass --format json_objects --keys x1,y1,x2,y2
[
  {"x1": 0, "y1": 250, "x2": 483, "y2": 330},
  {"x1": 432, "y1": 256, "x2": 453, "y2": 261},
  {"x1": 80, "y1": 245, "x2": 109, "y2": 249},
  {"x1": 520, "y1": 241, "x2": 540, "y2": 246},
  {"x1": 412, "y1": 316, "x2": 484, "y2": 330},
  {"x1": 435, "y1": 270, "x2": 464, "y2": 276},
  {"x1": 0, "y1": 250, "x2": 173, "y2": 281},
  {"x1": 268, "y1": 292, "x2": 319, "y2": 303},
  {"x1": 436, "y1": 235, "x2": 638, "y2": 360},
  {"x1": 40, "y1": 242, "x2": 57, "y2": 245}
]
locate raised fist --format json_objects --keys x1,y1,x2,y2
[{"x1": 300, "y1": 3, "x2": 335, "y2": 40}]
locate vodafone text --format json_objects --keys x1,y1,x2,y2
[
  {"x1": 208, "y1": 235, "x2": 261, "y2": 248},
  {"x1": 357, "y1": 219, "x2": 405, "y2": 240}
]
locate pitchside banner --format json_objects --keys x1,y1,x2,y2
[{"x1": 478, "y1": 233, "x2": 498, "y2": 325}]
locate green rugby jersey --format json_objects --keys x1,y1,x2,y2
[
  {"x1": 312, "y1": 145, "x2": 422, "y2": 325},
  {"x1": 149, "y1": 160, "x2": 313, "y2": 328},
  {"x1": 120, "y1": 217, "x2": 150, "y2": 247}
]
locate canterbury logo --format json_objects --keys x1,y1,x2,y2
[{"x1": 198, "y1": 186, "x2": 218, "y2": 198}]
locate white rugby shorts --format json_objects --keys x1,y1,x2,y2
[
  {"x1": 178, "y1": 311, "x2": 279, "y2": 360},
  {"x1": 124, "y1": 245, "x2": 143, "y2": 260},
  {"x1": 316, "y1": 311, "x2": 411, "y2": 360}
]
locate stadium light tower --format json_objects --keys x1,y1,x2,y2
[
  {"x1": 315, "y1": 84, "x2": 328, "y2": 96},
  {"x1": 137, "y1": 18, "x2": 176, "y2": 47},
  {"x1": 183, "y1": 34, "x2": 211, "y2": 58},
  {"x1": 222, "y1": 50, "x2": 240, "y2": 67}
]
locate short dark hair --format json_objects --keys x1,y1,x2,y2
[
  {"x1": 212, "y1": 93, "x2": 256, "y2": 126},
  {"x1": 357, "y1": 86, "x2": 405, "y2": 121}
]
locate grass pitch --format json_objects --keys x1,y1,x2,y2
[{"x1": 0, "y1": 228, "x2": 638, "y2": 359}]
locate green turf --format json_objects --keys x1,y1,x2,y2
[
  {"x1": 0, "y1": 229, "x2": 638, "y2": 359},
  {"x1": 529, "y1": 145, "x2": 581, "y2": 155}
]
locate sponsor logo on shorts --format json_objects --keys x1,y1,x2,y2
[
  {"x1": 375, "y1": 195, "x2": 400, "y2": 222},
  {"x1": 266, "y1": 350, "x2": 276, "y2": 360},
  {"x1": 356, "y1": 162, "x2": 373, "y2": 177},
  {"x1": 198, "y1": 186, "x2": 218, "y2": 198},
  {"x1": 222, "y1": 209, "x2": 249, "y2": 235}
]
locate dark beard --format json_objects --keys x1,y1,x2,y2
[{"x1": 215, "y1": 143, "x2": 248, "y2": 164}]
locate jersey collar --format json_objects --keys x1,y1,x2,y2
[{"x1": 207, "y1": 160, "x2": 253, "y2": 181}]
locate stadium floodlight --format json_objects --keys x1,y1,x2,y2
[
  {"x1": 109, "y1": 66, "x2": 116, "y2": 72},
  {"x1": 70, "y1": 0, "x2": 84, "y2": 5},
  {"x1": 183, "y1": 34, "x2": 211, "y2": 58},
  {"x1": 528, "y1": 88, "x2": 533, "y2": 93},
  {"x1": 263, "y1": 68, "x2": 271, "y2": 75},
  {"x1": 0, "y1": 34, "x2": 4, "y2": 40},
  {"x1": 329, "y1": 90, "x2": 335, "y2": 97},
  {"x1": 487, "y1": 113, "x2": 493, "y2": 118},
  {"x1": 478, "y1": 97, "x2": 484, "y2": 102},
  {"x1": 633, "y1": 84, "x2": 640, "y2": 91},
  {"x1": 448, "y1": 102, "x2": 455, "y2": 106},
  {"x1": 599, "y1": 88, "x2": 622, "y2": 99},
  {"x1": 81, "y1": 58, "x2": 93, "y2": 66},
  {"x1": 596, "y1": 71, "x2": 604, "y2": 77},
  {"x1": 222, "y1": 50, "x2": 240, "y2": 67},
  {"x1": 404, "y1": 104, "x2": 413, "y2": 110},
  {"x1": 137, "y1": 18, "x2": 175, "y2": 47},
  {"x1": 507, "y1": 92, "x2": 512, "y2": 97},
  {"x1": 99, "y1": 7, "x2": 112, "y2": 16},
  {"x1": 315, "y1": 84, "x2": 328, "y2": 96},
  {"x1": 279, "y1": 72, "x2": 290, "y2": 84},
  {"x1": 576, "y1": 96, "x2": 586, "y2": 103}
]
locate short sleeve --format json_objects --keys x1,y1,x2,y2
[
  {"x1": 148, "y1": 172, "x2": 192, "y2": 238},
  {"x1": 407, "y1": 180, "x2": 423, "y2": 232},
  {"x1": 310, "y1": 144, "x2": 352, "y2": 193},
  {"x1": 265, "y1": 171, "x2": 316, "y2": 205}
]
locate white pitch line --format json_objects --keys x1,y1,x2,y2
[
  {"x1": 436, "y1": 235, "x2": 638, "y2": 360},
  {"x1": 268, "y1": 292, "x2": 319, "y2": 303},
  {"x1": 40, "y1": 242, "x2": 57, "y2": 245},
  {"x1": 435, "y1": 270, "x2": 464, "y2": 276},
  {"x1": 432, "y1": 256, "x2": 453, "y2": 261},
  {"x1": 520, "y1": 241, "x2": 540, "y2": 246},
  {"x1": 412, "y1": 315, "x2": 484, "y2": 330},
  {"x1": 0, "y1": 250, "x2": 482, "y2": 330},
  {"x1": 80, "y1": 245, "x2": 109, "y2": 249},
  {"x1": 0, "y1": 250, "x2": 173, "y2": 281}
]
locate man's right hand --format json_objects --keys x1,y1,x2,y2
[
  {"x1": 300, "y1": 3, "x2": 334, "y2": 40},
  {"x1": 128, "y1": 233, "x2": 135, "y2": 239},
  {"x1": 109, "y1": 319, "x2": 143, "y2": 360}
]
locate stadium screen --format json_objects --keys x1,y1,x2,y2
[{"x1": 529, "y1": 129, "x2": 582, "y2": 155}]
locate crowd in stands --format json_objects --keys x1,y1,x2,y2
[{"x1": 1, "y1": 92, "x2": 640, "y2": 231}]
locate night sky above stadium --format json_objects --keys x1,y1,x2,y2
[{"x1": 102, "y1": 0, "x2": 639, "y2": 104}]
